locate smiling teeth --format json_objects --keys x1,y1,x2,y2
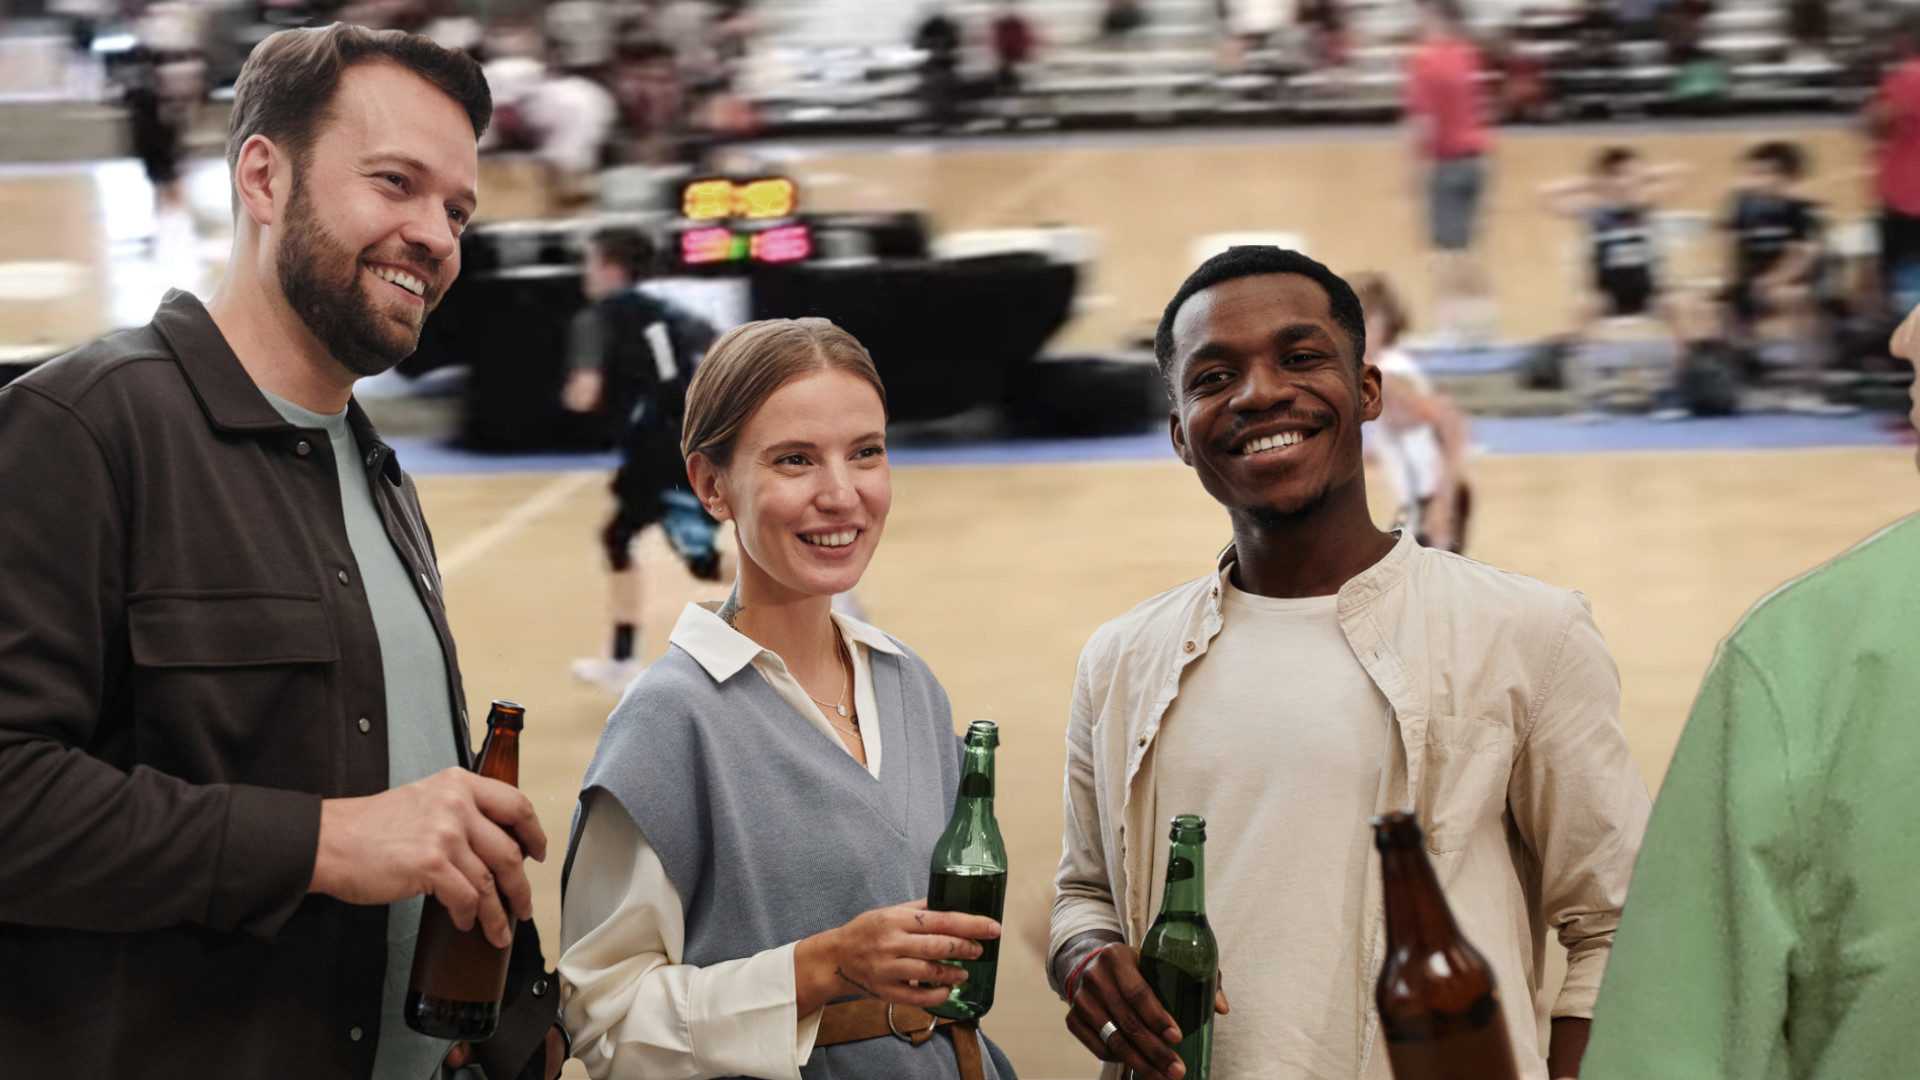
[
  {"x1": 371, "y1": 265, "x2": 427, "y2": 297},
  {"x1": 803, "y1": 530, "x2": 857, "y2": 548},
  {"x1": 1241, "y1": 431, "x2": 1307, "y2": 455}
]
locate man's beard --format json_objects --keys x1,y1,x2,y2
[{"x1": 276, "y1": 173, "x2": 432, "y2": 378}]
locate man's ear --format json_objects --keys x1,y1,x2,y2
[
  {"x1": 232, "y1": 134, "x2": 286, "y2": 229},
  {"x1": 1357, "y1": 360, "x2": 1384, "y2": 424},
  {"x1": 1169, "y1": 406, "x2": 1195, "y2": 468},
  {"x1": 687, "y1": 452, "x2": 732, "y2": 522}
]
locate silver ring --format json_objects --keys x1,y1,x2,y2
[
  {"x1": 1097, "y1": 1020, "x2": 1120, "y2": 1045},
  {"x1": 886, "y1": 1001, "x2": 938, "y2": 1043}
]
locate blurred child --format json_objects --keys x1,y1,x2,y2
[
  {"x1": 1356, "y1": 274, "x2": 1475, "y2": 553},
  {"x1": 1540, "y1": 146, "x2": 1694, "y2": 332},
  {"x1": 1719, "y1": 141, "x2": 1854, "y2": 413},
  {"x1": 1542, "y1": 147, "x2": 1715, "y2": 416},
  {"x1": 563, "y1": 227, "x2": 722, "y2": 694}
]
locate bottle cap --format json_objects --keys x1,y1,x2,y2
[
  {"x1": 1370, "y1": 811, "x2": 1423, "y2": 850},
  {"x1": 487, "y1": 700, "x2": 526, "y2": 732}
]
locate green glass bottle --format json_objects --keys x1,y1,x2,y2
[
  {"x1": 1134, "y1": 814, "x2": 1218, "y2": 1080},
  {"x1": 926, "y1": 720, "x2": 1009, "y2": 1020}
]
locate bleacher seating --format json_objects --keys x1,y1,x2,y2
[{"x1": 733, "y1": 0, "x2": 1880, "y2": 137}]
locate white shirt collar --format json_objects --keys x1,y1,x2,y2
[{"x1": 669, "y1": 600, "x2": 904, "y2": 684}]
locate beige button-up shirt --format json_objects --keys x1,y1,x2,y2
[{"x1": 1049, "y1": 531, "x2": 1650, "y2": 1079}]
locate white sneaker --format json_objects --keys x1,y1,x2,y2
[{"x1": 571, "y1": 656, "x2": 646, "y2": 696}]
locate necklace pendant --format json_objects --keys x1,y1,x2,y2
[{"x1": 836, "y1": 704, "x2": 849, "y2": 718}]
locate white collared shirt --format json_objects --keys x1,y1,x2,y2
[{"x1": 559, "y1": 602, "x2": 905, "y2": 1080}]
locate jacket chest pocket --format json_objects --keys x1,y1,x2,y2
[
  {"x1": 1420, "y1": 718, "x2": 1516, "y2": 855},
  {"x1": 129, "y1": 591, "x2": 340, "y2": 668},
  {"x1": 125, "y1": 591, "x2": 341, "y2": 785}
]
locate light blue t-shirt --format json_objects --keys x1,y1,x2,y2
[{"x1": 262, "y1": 390, "x2": 459, "y2": 1080}]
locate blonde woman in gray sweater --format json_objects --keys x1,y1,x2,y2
[{"x1": 559, "y1": 318, "x2": 1017, "y2": 1080}]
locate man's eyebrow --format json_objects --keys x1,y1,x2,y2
[
  {"x1": 362, "y1": 152, "x2": 477, "y2": 208},
  {"x1": 1178, "y1": 322, "x2": 1337, "y2": 372},
  {"x1": 1271, "y1": 322, "x2": 1337, "y2": 349}
]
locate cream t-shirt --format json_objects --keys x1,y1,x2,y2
[{"x1": 1148, "y1": 572, "x2": 1393, "y2": 1078}]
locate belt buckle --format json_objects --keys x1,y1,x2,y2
[{"x1": 886, "y1": 1001, "x2": 939, "y2": 1044}]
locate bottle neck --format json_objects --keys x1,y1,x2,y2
[
  {"x1": 957, "y1": 739, "x2": 995, "y2": 804},
  {"x1": 1159, "y1": 837, "x2": 1207, "y2": 917},
  {"x1": 1378, "y1": 842, "x2": 1459, "y2": 949},
  {"x1": 476, "y1": 724, "x2": 521, "y2": 786}
]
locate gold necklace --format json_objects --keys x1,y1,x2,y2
[{"x1": 804, "y1": 641, "x2": 854, "y2": 720}]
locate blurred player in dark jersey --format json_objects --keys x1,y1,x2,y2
[
  {"x1": 562, "y1": 226, "x2": 722, "y2": 694},
  {"x1": 1719, "y1": 141, "x2": 1853, "y2": 413},
  {"x1": 1541, "y1": 147, "x2": 1712, "y2": 416}
]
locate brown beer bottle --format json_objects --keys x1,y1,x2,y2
[
  {"x1": 405, "y1": 700, "x2": 525, "y2": 1040},
  {"x1": 1372, "y1": 812, "x2": 1520, "y2": 1080}
]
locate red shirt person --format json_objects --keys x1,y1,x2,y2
[
  {"x1": 1871, "y1": 15, "x2": 1920, "y2": 303},
  {"x1": 1405, "y1": 0, "x2": 1496, "y2": 342}
]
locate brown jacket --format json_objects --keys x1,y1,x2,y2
[{"x1": 0, "y1": 291, "x2": 557, "y2": 1078}]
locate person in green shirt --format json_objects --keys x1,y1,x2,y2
[{"x1": 1580, "y1": 301, "x2": 1920, "y2": 1080}]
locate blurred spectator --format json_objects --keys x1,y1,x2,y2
[
  {"x1": 1297, "y1": 0, "x2": 1351, "y2": 69},
  {"x1": 1869, "y1": 14, "x2": 1920, "y2": 311},
  {"x1": 1575, "y1": 0, "x2": 1622, "y2": 67},
  {"x1": 479, "y1": 24, "x2": 617, "y2": 206},
  {"x1": 913, "y1": 5, "x2": 963, "y2": 128},
  {"x1": 1719, "y1": 141, "x2": 1852, "y2": 412},
  {"x1": 1618, "y1": 0, "x2": 1661, "y2": 39},
  {"x1": 1405, "y1": 0, "x2": 1496, "y2": 345},
  {"x1": 1487, "y1": 32, "x2": 1552, "y2": 123},
  {"x1": 122, "y1": 44, "x2": 191, "y2": 218},
  {"x1": 992, "y1": 0, "x2": 1039, "y2": 93},
  {"x1": 652, "y1": 0, "x2": 758, "y2": 140},
  {"x1": 1101, "y1": 0, "x2": 1149, "y2": 41},
  {"x1": 1538, "y1": 147, "x2": 1691, "y2": 331},
  {"x1": 1663, "y1": 0, "x2": 1731, "y2": 113},
  {"x1": 1786, "y1": 0, "x2": 1831, "y2": 63},
  {"x1": 1539, "y1": 147, "x2": 1717, "y2": 416},
  {"x1": 1355, "y1": 273, "x2": 1475, "y2": 554},
  {"x1": 524, "y1": 63, "x2": 619, "y2": 205},
  {"x1": 611, "y1": 39, "x2": 690, "y2": 164},
  {"x1": 547, "y1": 0, "x2": 616, "y2": 70},
  {"x1": 123, "y1": 3, "x2": 205, "y2": 223}
]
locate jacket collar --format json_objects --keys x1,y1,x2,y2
[{"x1": 151, "y1": 289, "x2": 403, "y2": 486}]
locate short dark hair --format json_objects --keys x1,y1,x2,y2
[
  {"x1": 227, "y1": 24, "x2": 492, "y2": 181},
  {"x1": 589, "y1": 226, "x2": 655, "y2": 279},
  {"x1": 1593, "y1": 146, "x2": 1638, "y2": 176},
  {"x1": 1746, "y1": 140, "x2": 1807, "y2": 180},
  {"x1": 1154, "y1": 246, "x2": 1368, "y2": 382},
  {"x1": 1419, "y1": 0, "x2": 1465, "y2": 26}
]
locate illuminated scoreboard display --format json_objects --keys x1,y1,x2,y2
[{"x1": 675, "y1": 176, "x2": 810, "y2": 270}]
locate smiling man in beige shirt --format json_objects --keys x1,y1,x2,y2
[{"x1": 1050, "y1": 247, "x2": 1650, "y2": 1080}]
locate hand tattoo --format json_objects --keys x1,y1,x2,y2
[{"x1": 835, "y1": 967, "x2": 881, "y2": 999}]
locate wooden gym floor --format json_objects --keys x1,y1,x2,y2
[{"x1": 2, "y1": 119, "x2": 1914, "y2": 1078}]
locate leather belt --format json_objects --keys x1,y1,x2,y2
[{"x1": 815, "y1": 1000, "x2": 985, "y2": 1080}]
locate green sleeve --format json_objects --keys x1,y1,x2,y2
[{"x1": 1581, "y1": 640, "x2": 1801, "y2": 1080}]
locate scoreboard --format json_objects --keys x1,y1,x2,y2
[{"x1": 673, "y1": 176, "x2": 811, "y2": 269}]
